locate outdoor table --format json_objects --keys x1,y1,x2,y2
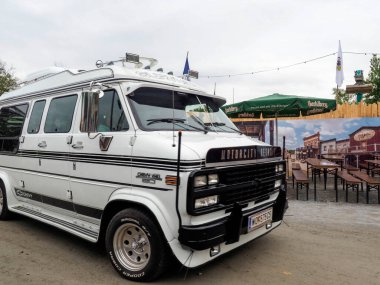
[
  {"x1": 306, "y1": 158, "x2": 339, "y2": 202},
  {"x1": 322, "y1": 155, "x2": 344, "y2": 170},
  {"x1": 364, "y1": 160, "x2": 380, "y2": 175}
]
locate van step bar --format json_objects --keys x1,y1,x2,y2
[{"x1": 11, "y1": 205, "x2": 99, "y2": 242}]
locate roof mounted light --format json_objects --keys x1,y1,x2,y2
[
  {"x1": 126, "y1": 53, "x2": 140, "y2": 64},
  {"x1": 95, "y1": 60, "x2": 104, "y2": 68},
  {"x1": 188, "y1": 70, "x2": 199, "y2": 79}
]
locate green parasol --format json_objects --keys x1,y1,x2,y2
[
  {"x1": 222, "y1": 93, "x2": 336, "y2": 145},
  {"x1": 222, "y1": 93, "x2": 336, "y2": 119}
]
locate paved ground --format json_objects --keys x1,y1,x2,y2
[{"x1": 1, "y1": 199, "x2": 379, "y2": 285}]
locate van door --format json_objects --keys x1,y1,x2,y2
[
  {"x1": 0, "y1": 103, "x2": 29, "y2": 203},
  {"x1": 19, "y1": 95, "x2": 78, "y2": 215},
  {"x1": 69, "y1": 87, "x2": 133, "y2": 222}
]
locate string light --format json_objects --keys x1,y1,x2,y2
[{"x1": 201, "y1": 51, "x2": 379, "y2": 79}]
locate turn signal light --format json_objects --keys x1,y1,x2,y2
[{"x1": 165, "y1": 175, "x2": 179, "y2": 186}]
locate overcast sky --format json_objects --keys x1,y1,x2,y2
[{"x1": 1, "y1": 0, "x2": 379, "y2": 104}]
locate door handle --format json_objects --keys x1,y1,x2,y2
[
  {"x1": 72, "y1": 142, "x2": 84, "y2": 149},
  {"x1": 38, "y1": 141, "x2": 47, "y2": 148}
]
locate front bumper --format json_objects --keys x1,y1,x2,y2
[{"x1": 178, "y1": 185, "x2": 287, "y2": 250}]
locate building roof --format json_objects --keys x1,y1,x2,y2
[
  {"x1": 303, "y1": 132, "x2": 320, "y2": 141},
  {"x1": 320, "y1": 138, "x2": 337, "y2": 144},
  {"x1": 350, "y1": 126, "x2": 380, "y2": 136}
]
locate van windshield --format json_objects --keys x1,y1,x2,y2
[{"x1": 128, "y1": 87, "x2": 240, "y2": 133}]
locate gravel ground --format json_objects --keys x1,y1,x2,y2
[{"x1": 1, "y1": 199, "x2": 379, "y2": 285}]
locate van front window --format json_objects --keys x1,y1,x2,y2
[{"x1": 128, "y1": 87, "x2": 240, "y2": 133}]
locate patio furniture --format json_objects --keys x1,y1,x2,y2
[
  {"x1": 343, "y1": 164, "x2": 359, "y2": 172},
  {"x1": 364, "y1": 160, "x2": 380, "y2": 177},
  {"x1": 323, "y1": 154, "x2": 344, "y2": 170},
  {"x1": 293, "y1": 169, "x2": 310, "y2": 201},
  {"x1": 291, "y1": 162, "x2": 301, "y2": 188},
  {"x1": 336, "y1": 171, "x2": 362, "y2": 203},
  {"x1": 306, "y1": 158, "x2": 339, "y2": 202},
  {"x1": 350, "y1": 171, "x2": 380, "y2": 204}
]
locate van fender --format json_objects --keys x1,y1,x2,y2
[
  {"x1": 0, "y1": 171, "x2": 17, "y2": 207},
  {"x1": 106, "y1": 188, "x2": 177, "y2": 242}
]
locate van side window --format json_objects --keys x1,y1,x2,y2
[
  {"x1": 27, "y1": 100, "x2": 46, "y2": 134},
  {"x1": 0, "y1": 103, "x2": 29, "y2": 152},
  {"x1": 97, "y1": 90, "x2": 129, "y2": 132},
  {"x1": 45, "y1": 95, "x2": 77, "y2": 133}
]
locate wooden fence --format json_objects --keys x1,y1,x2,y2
[{"x1": 231, "y1": 102, "x2": 380, "y2": 122}]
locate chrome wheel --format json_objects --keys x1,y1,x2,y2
[{"x1": 113, "y1": 223, "x2": 151, "y2": 271}]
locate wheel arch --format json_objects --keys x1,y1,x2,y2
[
  {"x1": 0, "y1": 172, "x2": 12, "y2": 195},
  {"x1": 99, "y1": 193, "x2": 176, "y2": 245}
]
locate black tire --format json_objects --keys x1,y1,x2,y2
[
  {"x1": 0, "y1": 181, "x2": 11, "y2": 220},
  {"x1": 105, "y1": 208, "x2": 169, "y2": 282}
]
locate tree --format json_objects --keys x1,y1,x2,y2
[
  {"x1": 0, "y1": 60, "x2": 18, "y2": 96},
  {"x1": 332, "y1": 87, "x2": 354, "y2": 104},
  {"x1": 365, "y1": 54, "x2": 380, "y2": 104}
]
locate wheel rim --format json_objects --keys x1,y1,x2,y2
[
  {"x1": 113, "y1": 223, "x2": 151, "y2": 272},
  {"x1": 0, "y1": 189, "x2": 3, "y2": 214}
]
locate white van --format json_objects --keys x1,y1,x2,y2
[{"x1": 0, "y1": 54, "x2": 287, "y2": 281}]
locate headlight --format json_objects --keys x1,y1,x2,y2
[
  {"x1": 194, "y1": 175, "x2": 207, "y2": 187},
  {"x1": 275, "y1": 179, "x2": 282, "y2": 188},
  {"x1": 276, "y1": 164, "x2": 284, "y2": 172},
  {"x1": 194, "y1": 195, "x2": 219, "y2": 209},
  {"x1": 208, "y1": 174, "x2": 219, "y2": 185}
]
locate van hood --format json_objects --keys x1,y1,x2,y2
[{"x1": 133, "y1": 131, "x2": 279, "y2": 168}]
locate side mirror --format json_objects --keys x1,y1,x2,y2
[{"x1": 80, "y1": 91, "x2": 102, "y2": 132}]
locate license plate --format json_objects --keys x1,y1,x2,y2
[{"x1": 248, "y1": 208, "x2": 273, "y2": 232}]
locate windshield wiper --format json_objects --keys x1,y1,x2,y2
[
  {"x1": 204, "y1": 122, "x2": 243, "y2": 135},
  {"x1": 147, "y1": 118, "x2": 186, "y2": 125},
  {"x1": 189, "y1": 115, "x2": 209, "y2": 134},
  {"x1": 147, "y1": 118, "x2": 207, "y2": 133}
]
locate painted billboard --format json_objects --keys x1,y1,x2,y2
[{"x1": 264, "y1": 117, "x2": 379, "y2": 154}]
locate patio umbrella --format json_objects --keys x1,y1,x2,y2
[{"x1": 222, "y1": 93, "x2": 336, "y2": 145}]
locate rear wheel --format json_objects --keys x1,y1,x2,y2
[
  {"x1": 0, "y1": 182, "x2": 11, "y2": 220},
  {"x1": 105, "y1": 208, "x2": 169, "y2": 281}
]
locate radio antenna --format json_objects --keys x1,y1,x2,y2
[{"x1": 172, "y1": 90, "x2": 176, "y2": 147}]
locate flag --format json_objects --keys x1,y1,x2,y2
[
  {"x1": 335, "y1": 41, "x2": 344, "y2": 87},
  {"x1": 183, "y1": 52, "x2": 190, "y2": 76}
]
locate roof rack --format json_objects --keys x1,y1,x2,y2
[{"x1": 95, "y1": 52, "x2": 158, "y2": 70}]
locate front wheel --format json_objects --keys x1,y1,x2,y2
[
  {"x1": 0, "y1": 181, "x2": 11, "y2": 220},
  {"x1": 105, "y1": 208, "x2": 169, "y2": 281}
]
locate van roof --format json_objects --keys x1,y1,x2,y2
[{"x1": 0, "y1": 65, "x2": 208, "y2": 102}]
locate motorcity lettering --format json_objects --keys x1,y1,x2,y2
[{"x1": 220, "y1": 147, "x2": 276, "y2": 161}]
